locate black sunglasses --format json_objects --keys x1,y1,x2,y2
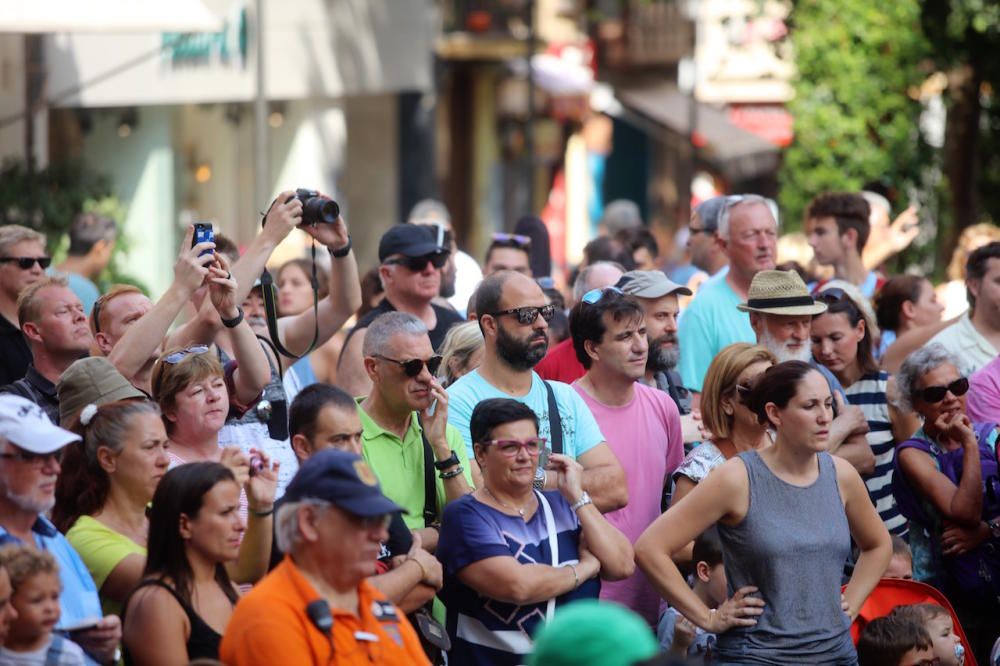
[
  {"x1": 0, "y1": 256, "x2": 51, "y2": 270},
  {"x1": 489, "y1": 304, "x2": 556, "y2": 326},
  {"x1": 384, "y1": 253, "x2": 449, "y2": 272},
  {"x1": 918, "y1": 377, "x2": 969, "y2": 404},
  {"x1": 374, "y1": 354, "x2": 443, "y2": 377}
]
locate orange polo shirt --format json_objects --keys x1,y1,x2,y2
[{"x1": 220, "y1": 556, "x2": 430, "y2": 666}]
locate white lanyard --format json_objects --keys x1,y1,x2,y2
[{"x1": 535, "y1": 490, "x2": 559, "y2": 622}]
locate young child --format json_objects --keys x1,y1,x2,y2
[
  {"x1": 892, "y1": 604, "x2": 965, "y2": 666},
  {"x1": 657, "y1": 527, "x2": 725, "y2": 659},
  {"x1": 0, "y1": 546, "x2": 86, "y2": 665},
  {"x1": 857, "y1": 614, "x2": 935, "y2": 666},
  {"x1": 884, "y1": 535, "x2": 914, "y2": 580}
]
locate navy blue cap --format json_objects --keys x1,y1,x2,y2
[
  {"x1": 284, "y1": 449, "x2": 405, "y2": 517},
  {"x1": 378, "y1": 224, "x2": 446, "y2": 262}
]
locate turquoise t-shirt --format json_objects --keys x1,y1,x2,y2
[
  {"x1": 446, "y1": 369, "x2": 604, "y2": 460},
  {"x1": 677, "y1": 274, "x2": 755, "y2": 392}
]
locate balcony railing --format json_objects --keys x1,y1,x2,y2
[{"x1": 595, "y1": 0, "x2": 693, "y2": 68}]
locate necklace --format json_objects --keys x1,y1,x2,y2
[{"x1": 482, "y1": 486, "x2": 533, "y2": 518}]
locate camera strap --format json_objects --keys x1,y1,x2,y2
[{"x1": 260, "y1": 240, "x2": 322, "y2": 359}]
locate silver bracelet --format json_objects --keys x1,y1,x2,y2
[
  {"x1": 565, "y1": 562, "x2": 579, "y2": 589},
  {"x1": 439, "y1": 465, "x2": 464, "y2": 480}
]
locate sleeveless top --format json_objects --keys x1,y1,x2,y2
[
  {"x1": 124, "y1": 579, "x2": 231, "y2": 663},
  {"x1": 844, "y1": 371, "x2": 907, "y2": 536},
  {"x1": 716, "y1": 451, "x2": 857, "y2": 665}
]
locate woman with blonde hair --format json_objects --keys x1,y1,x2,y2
[
  {"x1": 671, "y1": 343, "x2": 776, "y2": 508},
  {"x1": 438, "y1": 321, "x2": 484, "y2": 387}
]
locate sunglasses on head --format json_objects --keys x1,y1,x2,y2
[
  {"x1": 162, "y1": 345, "x2": 211, "y2": 365},
  {"x1": 373, "y1": 354, "x2": 443, "y2": 377},
  {"x1": 491, "y1": 232, "x2": 531, "y2": 248},
  {"x1": 817, "y1": 287, "x2": 848, "y2": 303},
  {"x1": 383, "y1": 253, "x2": 449, "y2": 272},
  {"x1": 581, "y1": 286, "x2": 624, "y2": 305},
  {"x1": 489, "y1": 304, "x2": 556, "y2": 325},
  {"x1": 0, "y1": 256, "x2": 51, "y2": 270},
  {"x1": 918, "y1": 377, "x2": 969, "y2": 403}
]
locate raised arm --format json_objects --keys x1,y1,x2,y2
[
  {"x1": 108, "y1": 226, "x2": 213, "y2": 382},
  {"x1": 574, "y1": 443, "x2": 628, "y2": 512},
  {"x1": 551, "y1": 453, "x2": 634, "y2": 580},
  {"x1": 897, "y1": 414, "x2": 984, "y2": 526},
  {"x1": 206, "y1": 254, "x2": 269, "y2": 405}
]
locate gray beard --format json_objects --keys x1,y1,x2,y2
[
  {"x1": 647, "y1": 345, "x2": 680, "y2": 373},
  {"x1": 5, "y1": 487, "x2": 54, "y2": 515},
  {"x1": 759, "y1": 329, "x2": 812, "y2": 363}
]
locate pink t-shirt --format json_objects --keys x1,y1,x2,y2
[
  {"x1": 572, "y1": 381, "x2": 684, "y2": 625},
  {"x1": 968, "y1": 355, "x2": 1000, "y2": 423}
]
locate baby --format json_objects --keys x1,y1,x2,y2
[
  {"x1": 857, "y1": 614, "x2": 935, "y2": 666},
  {"x1": 892, "y1": 604, "x2": 964, "y2": 666},
  {"x1": 0, "y1": 546, "x2": 86, "y2": 665}
]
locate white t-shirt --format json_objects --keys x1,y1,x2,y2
[{"x1": 0, "y1": 635, "x2": 86, "y2": 665}]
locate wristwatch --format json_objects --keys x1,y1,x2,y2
[
  {"x1": 221, "y1": 305, "x2": 244, "y2": 329},
  {"x1": 570, "y1": 491, "x2": 593, "y2": 513},
  {"x1": 328, "y1": 235, "x2": 352, "y2": 258},
  {"x1": 433, "y1": 450, "x2": 460, "y2": 471},
  {"x1": 988, "y1": 517, "x2": 1000, "y2": 539},
  {"x1": 533, "y1": 467, "x2": 547, "y2": 490}
]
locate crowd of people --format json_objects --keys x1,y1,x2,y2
[{"x1": 0, "y1": 188, "x2": 994, "y2": 665}]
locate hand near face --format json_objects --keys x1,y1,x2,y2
[
  {"x1": 934, "y1": 411, "x2": 975, "y2": 449},
  {"x1": 549, "y1": 453, "x2": 584, "y2": 504},
  {"x1": 421, "y1": 378, "x2": 451, "y2": 454},
  {"x1": 219, "y1": 446, "x2": 251, "y2": 488},
  {"x1": 245, "y1": 448, "x2": 279, "y2": 511}
]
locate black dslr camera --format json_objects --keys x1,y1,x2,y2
[{"x1": 289, "y1": 188, "x2": 340, "y2": 225}]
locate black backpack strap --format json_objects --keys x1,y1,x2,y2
[
  {"x1": 418, "y1": 415, "x2": 438, "y2": 527},
  {"x1": 543, "y1": 380, "x2": 563, "y2": 455}
]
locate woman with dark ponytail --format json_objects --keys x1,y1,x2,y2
[
  {"x1": 54, "y1": 399, "x2": 169, "y2": 616},
  {"x1": 637, "y1": 361, "x2": 892, "y2": 665}
]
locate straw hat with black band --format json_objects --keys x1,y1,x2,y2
[{"x1": 737, "y1": 270, "x2": 828, "y2": 317}]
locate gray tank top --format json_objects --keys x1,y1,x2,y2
[{"x1": 715, "y1": 450, "x2": 857, "y2": 665}]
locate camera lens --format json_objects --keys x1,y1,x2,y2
[{"x1": 302, "y1": 195, "x2": 339, "y2": 225}]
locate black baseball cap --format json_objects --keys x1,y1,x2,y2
[
  {"x1": 378, "y1": 224, "x2": 446, "y2": 262},
  {"x1": 283, "y1": 449, "x2": 405, "y2": 517}
]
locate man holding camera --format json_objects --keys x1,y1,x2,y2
[{"x1": 338, "y1": 225, "x2": 464, "y2": 398}]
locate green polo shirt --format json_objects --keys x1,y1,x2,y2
[{"x1": 357, "y1": 401, "x2": 474, "y2": 531}]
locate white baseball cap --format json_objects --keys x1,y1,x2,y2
[{"x1": 0, "y1": 395, "x2": 80, "y2": 454}]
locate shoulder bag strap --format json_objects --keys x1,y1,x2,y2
[
  {"x1": 43, "y1": 633, "x2": 65, "y2": 666},
  {"x1": 418, "y1": 415, "x2": 438, "y2": 527},
  {"x1": 535, "y1": 490, "x2": 561, "y2": 622},
  {"x1": 543, "y1": 380, "x2": 563, "y2": 455}
]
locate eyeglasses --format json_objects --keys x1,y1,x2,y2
[
  {"x1": 481, "y1": 437, "x2": 547, "y2": 457},
  {"x1": 0, "y1": 448, "x2": 64, "y2": 467},
  {"x1": 0, "y1": 257, "x2": 51, "y2": 270},
  {"x1": 161, "y1": 345, "x2": 211, "y2": 364},
  {"x1": 383, "y1": 253, "x2": 449, "y2": 272},
  {"x1": 491, "y1": 232, "x2": 531, "y2": 248},
  {"x1": 918, "y1": 377, "x2": 969, "y2": 404},
  {"x1": 373, "y1": 354, "x2": 443, "y2": 377},
  {"x1": 344, "y1": 511, "x2": 392, "y2": 531},
  {"x1": 489, "y1": 304, "x2": 556, "y2": 326},
  {"x1": 581, "y1": 286, "x2": 624, "y2": 305},
  {"x1": 735, "y1": 383, "x2": 751, "y2": 403}
]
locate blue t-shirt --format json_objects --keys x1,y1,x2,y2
[
  {"x1": 437, "y1": 492, "x2": 600, "y2": 665},
  {"x1": 0, "y1": 516, "x2": 104, "y2": 665},
  {"x1": 677, "y1": 275, "x2": 755, "y2": 392},
  {"x1": 446, "y1": 370, "x2": 604, "y2": 460}
]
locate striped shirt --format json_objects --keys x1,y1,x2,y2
[{"x1": 845, "y1": 371, "x2": 907, "y2": 536}]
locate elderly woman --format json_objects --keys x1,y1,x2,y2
[
  {"x1": 437, "y1": 398, "x2": 633, "y2": 665},
  {"x1": 438, "y1": 321, "x2": 485, "y2": 387},
  {"x1": 122, "y1": 463, "x2": 248, "y2": 663},
  {"x1": 811, "y1": 283, "x2": 920, "y2": 536},
  {"x1": 672, "y1": 343, "x2": 775, "y2": 507},
  {"x1": 637, "y1": 361, "x2": 890, "y2": 665},
  {"x1": 894, "y1": 343, "x2": 1000, "y2": 662}
]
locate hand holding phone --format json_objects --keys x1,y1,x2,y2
[{"x1": 193, "y1": 223, "x2": 215, "y2": 258}]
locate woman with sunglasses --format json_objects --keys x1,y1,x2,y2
[
  {"x1": 151, "y1": 345, "x2": 279, "y2": 584},
  {"x1": 894, "y1": 343, "x2": 1000, "y2": 661},
  {"x1": 122, "y1": 462, "x2": 247, "y2": 663},
  {"x1": 811, "y1": 282, "x2": 920, "y2": 537},
  {"x1": 437, "y1": 397, "x2": 632, "y2": 666}
]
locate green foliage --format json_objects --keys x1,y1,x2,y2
[
  {"x1": 0, "y1": 159, "x2": 148, "y2": 293},
  {"x1": 779, "y1": 0, "x2": 932, "y2": 230}
]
